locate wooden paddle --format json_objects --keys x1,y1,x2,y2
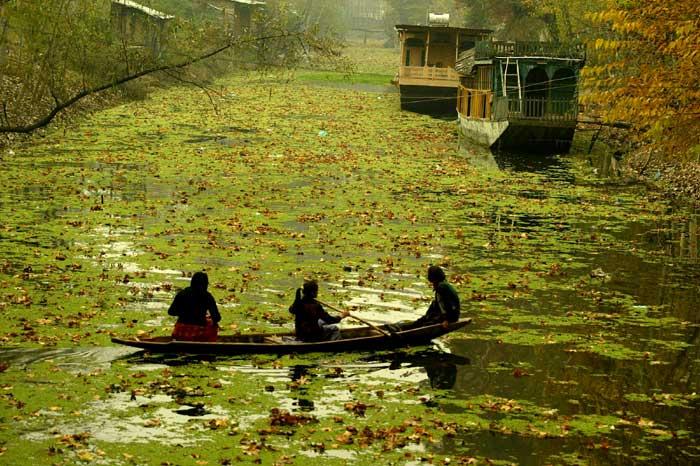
[{"x1": 315, "y1": 299, "x2": 393, "y2": 338}]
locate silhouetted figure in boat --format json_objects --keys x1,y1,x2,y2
[
  {"x1": 289, "y1": 280, "x2": 348, "y2": 342},
  {"x1": 168, "y1": 272, "x2": 221, "y2": 342},
  {"x1": 404, "y1": 266, "x2": 460, "y2": 330}
]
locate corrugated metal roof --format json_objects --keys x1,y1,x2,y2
[
  {"x1": 112, "y1": 0, "x2": 174, "y2": 20},
  {"x1": 227, "y1": 0, "x2": 266, "y2": 5}
]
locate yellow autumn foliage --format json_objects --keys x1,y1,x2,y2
[{"x1": 583, "y1": 0, "x2": 700, "y2": 158}]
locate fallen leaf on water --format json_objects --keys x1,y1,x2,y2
[
  {"x1": 207, "y1": 418, "x2": 228, "y2": 430},
  {"x1": 344, "y1": 401, "x2": 369, "y2": 416},
  {"x1": 335, "y1": 430, "x2": 354, "y2": 444},
  {"x1": 269, "y1": 408, "x2": 316, "y2": 426},
  {"x1": 144, "y1": 418, "x2": 161, "y2": 427}
]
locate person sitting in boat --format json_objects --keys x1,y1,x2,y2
[
  {"x1": 404, "y1": 266, "x2": 460, "y2": 330},
  {"x1": 168, "y1": 271, "x2": 221, "y2": 342},
  {"x1": 289, "y1": 280, "x2": 349, "y2": 342}
]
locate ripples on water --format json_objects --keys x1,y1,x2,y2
[{"x1": 3, "y1": 345, "x2": 468, "y2": 451}]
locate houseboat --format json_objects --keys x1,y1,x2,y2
[
  {"x1": 456, "y1": 40, "x2": 585, "y2": 152},
  {"x1": 394, "y1": 16, "x2": 491, "y2": 115}
]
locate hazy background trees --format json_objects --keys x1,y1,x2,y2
[
  {"x1": 0, "y1": 0, "x2": 343, "y2": 134},
  {"x1": 582, "y1": 0, "x2": 699, "y2": 165},
  {"x1": 2, "y1": 0, "x2": 696, "y2": 168}
]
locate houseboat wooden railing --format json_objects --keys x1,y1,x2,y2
[
  {"x1": 503, "y1": 97, "x2": 578, "y2": 121},
  {"x1": 458, "y1": 85, "x2": 578, "y2": 122},
  {"x1": 399, "y1": 65, "x2": 460, "y2": 81},
  {"x1": 475, "y1": 41, "x2": 586, "y2": 60}
]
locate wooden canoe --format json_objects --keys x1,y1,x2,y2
[{"x1": 111, "y1": 318, "x2": 471, "y2": 355}]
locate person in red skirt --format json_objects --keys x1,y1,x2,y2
[{"x1": 168, "y1": 272, "x2": 221, "y2": 342}]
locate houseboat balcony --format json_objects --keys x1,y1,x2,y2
[{"x1": 398, "y1": 66, "x2": 460, "y2": 87}]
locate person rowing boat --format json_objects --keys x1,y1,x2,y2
[
  {"x1": 403, "y1": 266, "x2": 460, "y2": 330},
  {"x1": 288, "y1": 280, "x2": 349, "y2": 342}
]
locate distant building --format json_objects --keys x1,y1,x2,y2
[
  {"x1": 347, "y1": 0, "x2": 386, "y2": 27},
  {"x1": 224, "y1": 0, "x2": 266, "y2": 34},
  {"x1": 346, "y1": 0, "x2": 387, "y2": 43},
  {"x1": 395, "y1": 20, "x2": 491, "y2": 115},
  {"x1": 111, "y1": 0, "x2": 173, "y2": 56}
]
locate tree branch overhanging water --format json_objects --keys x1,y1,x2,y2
[{"x1": 0, "y1": 31, "x2": 305, "y2": 134}]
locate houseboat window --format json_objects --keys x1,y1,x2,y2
[
  {"x1": 432, "y1": 33, "x2": 450, "y2": 44},
  {"x1": 551, "y1": 68, "x2": 577, "y2": 115},
  {"x1": 459, "y1": 40, "x2": 475, "y2": 52},
  {"x1": 404, "y1": 48, "x2": 426, "y2": 67},
  {"x1": 405, "y1": 38, "x2": 425, "y2": 47},
  {"x1": 404, "y1": 38, "x2": 426, "y2": 67},
  {"x1": 524, "y1": 67, "x2": 549, "y2": 117}
]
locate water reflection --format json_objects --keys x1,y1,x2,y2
[
  {"x1": 174, "y1": 404, "x2": 208, "y2": 416},
  {"x1": 636, "y1": 212, "x2": 700, "y2": 262},
  {"x1": 278, "y1": 350, "x2": 473, "y2": 414},
  {"x1": 493, "y1": 151, "x2": 571, "y2": 177},
  {"x1": 363, "y1": 349, "x2": 471, "y2": 390},
  {"x1": 459, "y1": 140, "x2": 573, "y2": 173},
  {"x1": 0, "y1": 346, "x2": 136, "y2": 371},
  {"x1": 117, "y1": 347, "x2": 471, "y2": 411},
  {"x1": 289, "y1": 364, "x2": 315, "y2": 412},
  {"x1": 120, "y1": 350, "x2": 220, "y2": 367},
  {"x1": 590, "y1": 150, "x2": 622, "y2": 178}
]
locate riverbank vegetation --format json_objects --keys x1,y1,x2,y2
[{"x1": 0, "y1": 0, "x2": 344, "y2": 137}]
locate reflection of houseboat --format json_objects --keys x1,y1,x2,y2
[
  {"x1": 456, "y1": 41, "x2": 585, "y2": 152},
  {"x1": 394, "y1": 17, "x2": 491, "y2": 115}
]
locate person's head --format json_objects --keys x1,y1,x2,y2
[
  {"x1": 302, "y1": 280, "x2": 318, "y2": 299},
  {"x1": 427, "y1": 265, "x2": 446, "y2": 287},
  {"x1": 191, "y1": 271, "x2": 209, "y2": 291}
]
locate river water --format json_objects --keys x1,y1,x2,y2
[{"x1": 0, "y1": 76, "x2": 697, "y2": 465}]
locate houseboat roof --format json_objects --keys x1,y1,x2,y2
[
  {"x1": 395, "y1": 24, "x2": 492, "y2": 36},
  {"x1": 113, "y1": 0, "x2": 174, "y2": 20},
  {"x1": 474, "y1": 41, "x2": 586, "y2": 61},
  {"x1": 456, "y1": 40, "x2": 585, "y2": 77}
]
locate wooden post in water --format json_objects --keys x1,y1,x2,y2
[{"x1": 690, "y1": 215, "x2": 698, "y2": 259}]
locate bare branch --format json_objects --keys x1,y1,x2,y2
[
  {"x1": 161, "y1": 69, "x2": 221, "y2": 115},
  {"x1": 0, "y1": 31, "x2": 301, "y2": 134}
]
